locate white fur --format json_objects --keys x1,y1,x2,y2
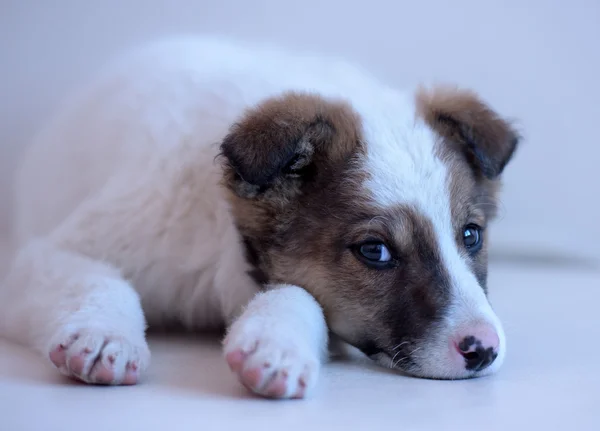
[{"x1": 0, "y1": 35, "x2": 504, "y2": 396}]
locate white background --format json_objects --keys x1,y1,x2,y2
[{"x1": 1, "y1": 0, "x2": 598, "y2": 263}]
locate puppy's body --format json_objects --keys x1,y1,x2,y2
[{"x1": 0, "y1": 36, "x2": 518, "y2": 398}]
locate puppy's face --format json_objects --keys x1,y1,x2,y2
[{"x1": 220, "y1": 88, "x2": 519, "y2": 379}]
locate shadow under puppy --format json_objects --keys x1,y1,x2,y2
[{"x1": 0, "y1": 36, "x2": 519, "y2": 399}]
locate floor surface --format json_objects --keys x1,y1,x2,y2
[{"x1": 1, "y1": 262, "x2": 598, "y2": 430}]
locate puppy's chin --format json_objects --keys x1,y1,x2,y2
[{"x1": 367, "y1": 351, "x2": 457, "y2": 380}]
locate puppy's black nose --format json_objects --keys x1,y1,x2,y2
[{"x1": 458, "y1": 335, "x2": 499, "y2": 372}]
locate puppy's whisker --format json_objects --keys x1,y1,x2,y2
[
  {"x1": 392, "y1": 341, "x2": 409, "y2": 352},
  {"x1": 409, "y1": 347, "x2": 422, "y2": 356},
  {"x1": 390, "y1": 350, "x2": 403, "y2": 369},
  {"x1": 393, "y1": 355, "x2": 409, "y2": 369}
]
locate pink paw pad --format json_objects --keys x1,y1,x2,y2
[
  {"x1": 49, "y1": 345, "x2": 67, "y2": 368},
  {"x1": 241, "y1": 367, "x2": 263, "y2": 389},
  {"x1": 91, "y1": 364, "x2": 115, "y2": 384},
  {"x1": 67, "y1": 354, "x2": 87, "y2": 375},
  {"x1": 46, "y1": 329, "x2": 148, "y2": 386},
  {"x1": 264, "y1": 372, "x2": 288, "y2": 398},
  {"x1": 225, "y1": 350, "x2": 247, "y2": 373},
  {"x1": 122, "y1": 366, "x2": 138, "y2": 385},
  {"x1": 291, "y1": 379, "x2": 307, "y2": 399}
]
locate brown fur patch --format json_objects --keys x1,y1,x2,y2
[
  {"x1": 416, "y1": 86, "x2": 520, "y2": 179},
  {"x1": 219, "y1": 92, "x2": 364, "y2": 242},
  {"x1": 221, "y1": 91, "x2": 362, "y2": 188},
  {"x1": 218, "y1": 92, "x2": 366, "y2": 286}
]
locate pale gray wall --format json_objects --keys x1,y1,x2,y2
[{"x1": 1, "y1": 0, "x2": 598, "y2": 262}]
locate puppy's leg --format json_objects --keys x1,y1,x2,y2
[
  {"x1": 223, "y1": 284, "x2": 328, "y2": 399},
  {"x1": 0, "y1": 240, "x2": 149, "y2": 385}
]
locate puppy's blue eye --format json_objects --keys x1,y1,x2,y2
[{"x1": 463, "y1": 224, "x2": 483, "y2": 251}]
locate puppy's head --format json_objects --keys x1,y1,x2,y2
[{"x1": 219, "y1": 87, "x2": 519, "y2": 379}]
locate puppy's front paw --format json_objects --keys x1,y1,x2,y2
[
  {"x1": 47, "y1": 327, "x2": 150, "y2": 385},
  {"x1": 223, "y1": 320, "x2": 320, "y2": 399}
]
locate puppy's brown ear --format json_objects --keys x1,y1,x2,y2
[
  {"x1": 220, "y1": 92, "x2": 360, "y2": 197},
  {"x1": 416, "y1": 86, "x2": 520, "y2": 179}
]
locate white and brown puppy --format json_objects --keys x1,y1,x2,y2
[{"x1": 0, "y1": 36, "x2": 519, "y2": 399}]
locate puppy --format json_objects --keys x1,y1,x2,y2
[{"x1": 0, "y1": 36, "x2": 519, "y2": 399}]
